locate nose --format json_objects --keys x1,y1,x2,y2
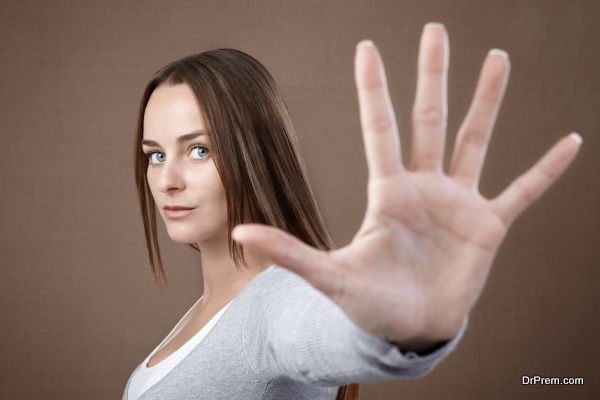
[{"x1": 157, "y1": 157, "x2": 186, "y2": 193}]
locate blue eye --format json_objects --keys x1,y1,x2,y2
[
  {"x1": 143, "y1": 144, "x2": 210, "y2": 166},
  {"x1": 190, "y1": 144, "x2": 210, "y2": 160},
  {"x1": 144, "y1": 151, "x2": 165, "y2": 165}
]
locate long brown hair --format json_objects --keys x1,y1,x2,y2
[{"x1": 133, "y1": 48, "x2": 359, "y2": 399}]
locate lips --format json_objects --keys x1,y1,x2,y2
[
  {"x1": 163, "y1": 206, "x2": 196, "y2": 219},
  {"x1": 164, "y1": 205, "x2": 196, "y2": 211}
]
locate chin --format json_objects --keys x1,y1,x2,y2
[
  {"x1": 165, "y1": 227, "x2": 203, "y2": 243},
  {"x1": 165, "y1": 224, "x2": 227, "y2": 245},
  {"x1": 168, "y1": 235, "x2": 199, "y2": 244}
]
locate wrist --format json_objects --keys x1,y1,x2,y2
[{"x1": 385, "y1": 336, "x2": 450, "y2": 355}]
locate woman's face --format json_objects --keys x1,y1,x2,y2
[{"x1": 142, "y1": 83, "x2": 227, "y2": 245}]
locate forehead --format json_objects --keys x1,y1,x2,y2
[{"x1": 143, "y1": 83, "x2": 205, "y2": 139}]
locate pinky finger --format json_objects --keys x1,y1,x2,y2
[{"x1": 490, "y1": 132, "x2": 583, "y2": 228}]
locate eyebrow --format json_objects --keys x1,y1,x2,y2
[{"x1": 142, "y1": 130, "x2": 207, "y2": 147}]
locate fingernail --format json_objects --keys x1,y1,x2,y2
[
  {"x1": 569, "y1": 132, "x2": 583, "y2": 145},
  {"x1": 357, "y1": 39, "x2": 374, "y2": 50},
  {"x1": 425, "y1": 22, "x2": 445, "y2": 31},
  {"x1": 489, "y1": 48, "x2": 509, "y2": 59}
]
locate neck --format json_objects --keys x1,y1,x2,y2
[{"x1": 197, "y1": 229, "x2": 272, "y2": 304}]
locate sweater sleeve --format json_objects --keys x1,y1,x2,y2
[{"x1": 241, "y1": 268, "x2": 468, "y2": 387}]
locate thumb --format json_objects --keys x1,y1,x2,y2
[{"x1": 232, "y1": 224, "x2": 340, "y2": 296}]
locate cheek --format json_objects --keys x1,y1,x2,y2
[
  {"x1": 213, "y1": 179, "x2": 228, "y2": 219},
  {"x1": 146, "y1": 169, "x2": 161, "y2": 198},
  {"x1": 197, "y1": 168, "x2": 228, "y2": 222}
]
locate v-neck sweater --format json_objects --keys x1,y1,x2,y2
[
  {"x1": 126, "y1": 295, "x2": 234, "y2": 399},
  {"x1": 122, "y1": 264, "x2": 468, "y2": 399}
]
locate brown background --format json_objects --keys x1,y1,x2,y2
[{"x1": 0, "y1": 0, "x2": 598, "y2": 399}]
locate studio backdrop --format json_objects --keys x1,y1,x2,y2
[{"x1": 0, "y1": 1, "x2": 597, "y2": 399}]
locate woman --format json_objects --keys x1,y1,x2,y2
[{"x1": 123, "y1": 22, "x2": 582, "y2": 399}]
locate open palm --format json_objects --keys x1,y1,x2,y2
[{"x1": 232, "y1": 23, "x2": 582, "y2": 349}]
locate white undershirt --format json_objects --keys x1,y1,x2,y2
[{"x1": 127, "y1": 296, "x2": 234, "y2": 400}]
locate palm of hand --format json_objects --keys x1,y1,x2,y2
[
  {"x1": 334, "y1": 171, "x2": 506, "y2": 343},
  {"x1": 233, "y1": 23, "x2": 582, "y2": 346}
]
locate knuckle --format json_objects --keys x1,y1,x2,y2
[
  {"x1": 536, "y1": 164, "x2": 557, "y2": 184},
  {"x1": 366, "y1": 113, "x2": 394, "y2": 134},
  {"x1": 413, "y1": 104, "x2": 446, "y2": 127},
  {"x1": 458, "y1": 126, "x2": 487, "y2": 149},
  {"x1": 358, "y1": 80, "x2": 382, "y2": 93},
  {"x1": 419, "y1": 63, "x2": 445, "y2": 75},
  {"x1": 477, "y1": 89, "x2": 500, "y2": 109},
  {"x1": 513, "y1": 177, "x2": 535, "y2": 205},
  {"x1": 479, "y1": 95, "x2": 499, "y2": 113}
]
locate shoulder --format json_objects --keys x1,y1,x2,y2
[
  {"x1": 239, "y1": 264, "x2": 330, "y2": 323},
  {"x1": 242, "y1": 264, "x2": 340, "y2": 330},
  {"x1": 247, "y1": 264, "x2": 325, "y2": 307}
]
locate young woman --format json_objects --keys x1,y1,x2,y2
[{"x1": 122, "y1": 22, "x2": 582, "y2": 399}]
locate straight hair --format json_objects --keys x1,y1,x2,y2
[{"x1": 133, "y1": 48, "x2": 360, "y2": 400}]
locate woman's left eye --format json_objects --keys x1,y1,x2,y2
[{"x1": 189, "y1": 144, "x2": 210, "y2": 160}]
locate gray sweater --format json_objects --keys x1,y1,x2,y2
[{"x1": 122, "y1": 264, "x2": 468, "y2": 399}]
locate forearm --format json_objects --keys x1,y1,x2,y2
[{"x1": 261, "y1": 277, "x2": 469, "y2": 386}]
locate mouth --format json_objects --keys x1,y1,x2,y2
[{"x1": 163, "y1": 206, "x2": 196, "y2": 219}]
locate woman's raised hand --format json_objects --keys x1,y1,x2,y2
[{"x1": 232, "y1": 23, "x2": 582, "y2": 350}]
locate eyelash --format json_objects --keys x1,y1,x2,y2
[{"x1": 143, "y1": 144, "x2": 210, "y2": 166}]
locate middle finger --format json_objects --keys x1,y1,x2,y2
[{"x1": 410, "y1": 22, "x2": 449, "y2": 173}]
